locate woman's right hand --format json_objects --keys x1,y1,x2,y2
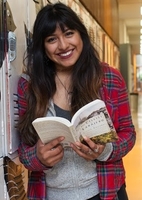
[{"x1": 36, "y1": 137, "x2": 65, "y2": 167}]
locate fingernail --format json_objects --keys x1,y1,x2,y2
[
  {"x1": 70, "y1": 143, "x2": 73, "y2": 147},
  {"x1": 83, "y1": 136, "x2": 87, "y2": 140},
  {"x1": 60, "y1": 136, "x2": 65, "y2": 141},
  {"x1": 75, "y1": 142, "x2": 80, "y2": 145}
]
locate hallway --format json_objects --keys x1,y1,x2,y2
[{"x1": 124, "y1": 93, "x2": 142, "y2": 200}]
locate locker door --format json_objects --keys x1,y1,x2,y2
[
  {"x1": 0, "y1": 158, "x2": 8, "y2": 200},
  {"x1": 0, "y1": 0, "x2": 7, "y2": 157}
]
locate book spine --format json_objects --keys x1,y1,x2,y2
[{"x1": 70, "y1": 126, "x2": 78, "y2": 142}]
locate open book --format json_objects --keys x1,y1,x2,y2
[{"x1": 32, "y1": 99, "x2": 118, "y2": 146}]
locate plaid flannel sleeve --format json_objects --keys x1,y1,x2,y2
[
  {"x1": 102, "y1": 64, "x2": 136, "y2": 162},
  {"x1": 17, "y1": 76, "x2": 48, "y2": 171}
]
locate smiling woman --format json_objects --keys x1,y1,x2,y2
[
  {"x1": 44, "y1": 26, "x2": 83, "y2": 71},
  {"x1": 17, "y1": 2, "x2": 136, "y2": 200}
]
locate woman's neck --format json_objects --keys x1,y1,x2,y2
[{"x1": 53, "y1": 71, "x2": 72, "y2": 111}]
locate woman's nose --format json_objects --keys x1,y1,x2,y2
[{"x1": 58, "y1": 38, "x2": 69, "y2": 50}]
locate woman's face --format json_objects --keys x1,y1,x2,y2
[{"x1": 44, "y1": 25, "x2": 83, "y2": 71}]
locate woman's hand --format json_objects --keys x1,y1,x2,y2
[
  {"x1": 36, "y1": 137, "x2": 65, "y2": 167},
  {"x1": 70, "y1": 136, "x2": 105, "y2": 161}
]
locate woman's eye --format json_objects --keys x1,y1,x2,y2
[
  {"x1": 46, "y1": 37, "x2": 56, "y2": 43},
  {"x1": 66, "y1": 31, "x2": 74, "y2": 37}
]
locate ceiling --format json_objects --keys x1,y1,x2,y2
[{"x1": 118, "y1": 0, "x2": 142, "y2": 55}]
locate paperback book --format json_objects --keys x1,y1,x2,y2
[{"x1": 32, "y1": 99, "x2": 118, "y2": 146}]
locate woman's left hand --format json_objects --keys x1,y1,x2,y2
[{"x1": 70, "y1": 136, "x2": 105, "y2": 161}]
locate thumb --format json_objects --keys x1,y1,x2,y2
[{"x1": 37, "y1": 138, "x2": 45, "y2": 147}]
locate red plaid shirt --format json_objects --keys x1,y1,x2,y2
[{"x1": 17, "y1": 63, "x2": 136, "y2": 200}]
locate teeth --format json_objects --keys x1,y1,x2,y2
[{"x1": 60, "y1": 50, "x2": 72, "y2": 57}]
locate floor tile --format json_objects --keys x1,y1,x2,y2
[{"x1": 124, "y1": 93, "x2": 142, "y2": 200}]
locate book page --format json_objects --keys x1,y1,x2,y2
[
  {"x1": 71, "y1": 99, "x2": 105, "y2": 128},
  {"x1": 71, "y1": 100, "x2": 116, "y2": 142},
  {"x1": 76, "y1": 112, "x2": 110, "y2": 138},
  {"x1": 32, "y1": 119, "x2": 76, "y2": 146}
]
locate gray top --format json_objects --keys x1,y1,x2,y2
[
  {"x1": 44, "y1": 102, "x2": 113, "y2": 200},
  {"x1": 54, "y1": 104, "x2": 72, "y2": 121}
]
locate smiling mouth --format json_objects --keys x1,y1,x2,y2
[{"x1": 59, "y1": 50, "x2": 73, "y2": 57}]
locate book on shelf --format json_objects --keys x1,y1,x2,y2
[{"x1": 32, "y1": 99, "x2": 118, "y2": 146}]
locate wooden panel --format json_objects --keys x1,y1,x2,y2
[
  {"x1": 103, "y1": 0, "x2": 112, "y2": 36},
  {"x1": 111, "y1": 0, "x2": 119, "y2": 45},
  {"x1": 80, "y1": 0, "x2": 119, "y2": 46},
  {"x1": 118, "y1": 0, "x2": 139, "y2": 4}
]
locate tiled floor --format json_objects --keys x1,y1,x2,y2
[{"x1": 124, "y1": 93, "x2": 142, "y2": 200}]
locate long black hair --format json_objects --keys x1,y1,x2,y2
[{"x1": 18, "y1": 2, "x2": 103, "y2": 146}]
